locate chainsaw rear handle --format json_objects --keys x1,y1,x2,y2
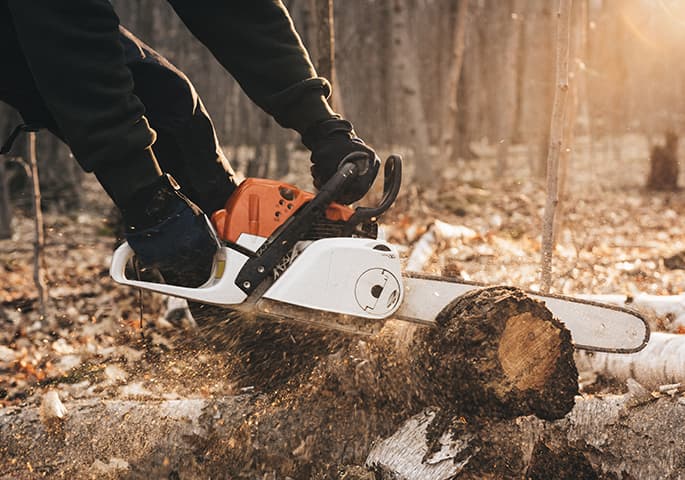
[{"x1": 110, "y1": 242, "x2": 249, "y2": 305}]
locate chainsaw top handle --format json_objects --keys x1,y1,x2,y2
[
  {"x1": 233, "y1": 154, "x2": 402, "y2": 295},
  {"x1": 343, "y1": 154, "x2": 402, "y2": 233}
]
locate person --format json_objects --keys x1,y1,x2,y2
[{"x1": 0, "y1": 1, "x2": 379, "y2": 287}]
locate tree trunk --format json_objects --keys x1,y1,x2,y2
[
  {"x1": 35, "y1": 134, "x2": 83, "y2": 212},
  {"x1": 1, "y1": 287, "x2": 577, "y2": 478},
  {"x1": 5, "y1": 390, "x2": 685, "y2": 478},
  {"x1": 540, "y1": 0, "x2": 572, "y2": 293},
  {"x1": 441, "y1": 0, "x2": 469, "y2": 164},
  {"x1": 494, "y1": 0, "x2": 525, "y2": 175},
  {"x1": 306, "y1": 0, "x2": 343, "y2": 113},
  {"x1": 388, "y1": 0, "x2": 432, "y2": 186},
  {"x1": 646, "y1": 132, "x2": 679, "y2": 191},
  {"x1": 519, "y1": 0, "x2": 556, "y2": 178},
  {"x1": 368, "y1": 394, "x2": 685, "y2": 479},
  {"x1": 554, "y1": 0, "x2": 580, "y2": 245},
  {"x1": 0, "y1": 160, "x2": 11, "y2": 239}
]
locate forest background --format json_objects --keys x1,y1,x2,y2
[{"x1": 2, "y1": 0, "x2": 685, "y2": 407}]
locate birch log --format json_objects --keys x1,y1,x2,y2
[
  {"x1": 576, "y1": 331, "x2": 685, "y2": 389},
  {"x1": 540, "y1": 0, "x2": 572, "y2": 293},
  {"x1": 4, "y1": 394, "x2": 685, "y2": 479},
  {"x1": 368, "y1": 394, "x2": 685, "y2": 480}
]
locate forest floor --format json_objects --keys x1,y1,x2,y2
[{"x1": 1, "y1": 133, "x2": 684, "y2": 414}]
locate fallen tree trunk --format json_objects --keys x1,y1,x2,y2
[
  {"x1": 368, "y1": 393, "x2": 685, "y2": 479},
  {"x1": 4, "y1": 393, "x2": 685, "y2": 479},
  {"x1": 577, "y1": 331, "x2": 685, "y2": 389},
  {"x1": 1, "y1": 287, "x2": 577, "y2": 478}
]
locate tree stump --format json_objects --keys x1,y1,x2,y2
[{"x1": 647, "y1": 131, "x2": 679, "y2": 191}]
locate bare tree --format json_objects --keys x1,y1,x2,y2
[
  {"x1": 441, "y1": 0, "x2": 470, "y2": 164},
  {"x1": 28, "y1": 132, "x2": 49, "y2": 319},
  {"x1": 0, "y1": 160, "x2": 11, "y2": 239},
  {"x1": 495, "y1": 0, "x2": 525, "y2": 174},
  {"x1": 305, "y1": 0, "x2": 344, "y2": 113},
  {"x1": 541, "y1": 0, "x2": 572, "y2": 293},
  {"x1": 388, "y1": 0, "x2": 432, "y2": 185}
]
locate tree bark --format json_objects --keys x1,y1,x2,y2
[
  {"x1": 0, "y1": 160, "x2": 11, "y2": 239},
  {"x1": 388, "y1": 0, "x2": 432, "y2": 186},
  {"x1": 576, "y1": 332, "x2": 685, "y2": 390},
  {"x1": 1, "y1": 287, "x2": 577, "y2": 478},
  {"x1": 441, "y1": 0, "x2": 469, "y2": 164},
  {"x1": 4, "y1": 391, "x2": 685, "y2": 479},
  {"x1": 368, "y1": 394, "x2": 685, "y2": 479},
  {"x1": 540, "y1": 0, "x2": 572, "y2": 293},
  {"x1": 494, "y1": 0, "x2": 525, "y2": 174}
]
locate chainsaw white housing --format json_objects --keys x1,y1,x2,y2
[
  {"x1": 110, "y1": 237, "x2": 404, "y2": 320},
  {"x1": 264, "y1": 238, "x2": 404, "y2": 318}
]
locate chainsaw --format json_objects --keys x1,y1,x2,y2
[{"x1": 110, "y1": 154, "x2": 649, "y2": 353}]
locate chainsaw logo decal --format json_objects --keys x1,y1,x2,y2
[{"x1": 354, "y1": 268, "x2": 401, "y2": 316}]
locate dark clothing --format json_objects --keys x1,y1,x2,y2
[
  {"x1": 0, "y1": 0, "x2": 335, "y2": 209},
  {"x1": 118, "y1": 27, "x2": 238, "y2": 214},
  {"x1": 0, "y1": 18, "x2": 237, "y2": 214}
]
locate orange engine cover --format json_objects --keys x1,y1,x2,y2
[{"x1": 211, "y1": 178, "x2": 354, "y2": 244}]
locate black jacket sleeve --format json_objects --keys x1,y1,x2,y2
[
  {"x1": 166, "y1": 0, "x2": 336, "y2": 134},
  {"x1": 6, "y1": 0, "x2": 161, "y2": 203}
]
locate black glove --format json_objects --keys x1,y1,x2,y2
[
  {"x1": 302, "y1": 118, "x2": 380, "y2": 204},
  {"x1": 121, "y1": 174, "x2": 218, "y2": 287}
]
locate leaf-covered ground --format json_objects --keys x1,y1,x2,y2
[{"x1": 1, "y1": 134, "x2": 684, "y2": 408}]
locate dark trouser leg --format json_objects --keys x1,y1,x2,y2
[
  {"x1": 119, "y1": 28, "x2": 237, "y2": 215},
  {"x1": 0, "y1": 14, "x2": 237, "y2": 216}
]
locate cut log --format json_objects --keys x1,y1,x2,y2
[
  {"x1": 413, "y1": 286, "x2": 578, "y2": 420},
  {"x1": 1, "y1": 286, "x2": 577, "y2": 478}
]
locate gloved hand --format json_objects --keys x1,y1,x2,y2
[
  {"x1": 302, "y1": 117, "x2": 380, "y2": 204},
  {"x1": 121, "y1": 174, "x2": 218, "y2": 287}
]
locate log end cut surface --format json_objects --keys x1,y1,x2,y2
[
  {"x1": 417, "y1": 286, "x2": 578, "y2": 420},
  {"x1": 498, "y1": 312, "x2": 562, "y2": 391}
]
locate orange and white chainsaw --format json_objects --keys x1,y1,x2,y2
[{"x1": 111, "y1": 155, "x2": 649, "y2": 353}]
